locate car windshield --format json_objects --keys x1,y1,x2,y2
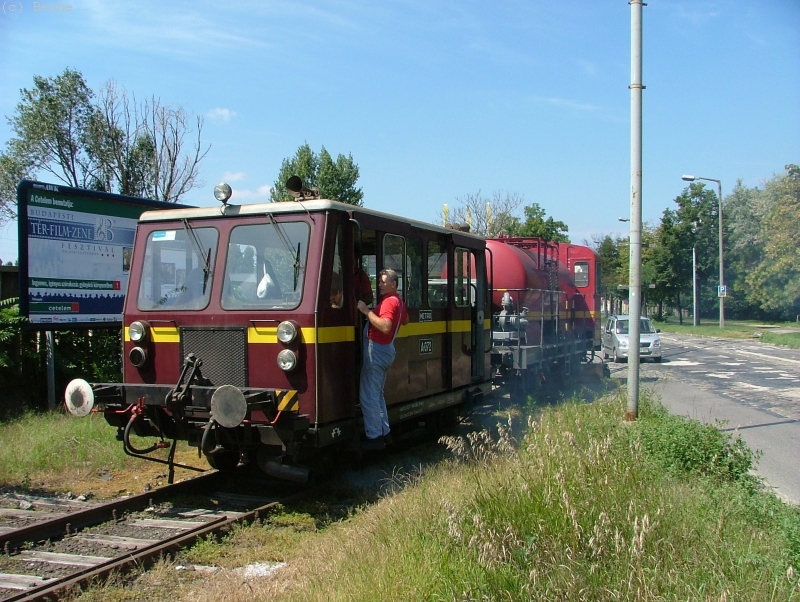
[{"x1": 615, "y1": 318, "x2": 656, "y2": 335}]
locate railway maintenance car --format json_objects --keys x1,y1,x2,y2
[{"x1": 65, "y1": 179, "x2": 600, "y2": 482}]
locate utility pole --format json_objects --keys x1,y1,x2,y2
[{"x1": 627, "y1": 0, "x2": 645, "y2": 421}]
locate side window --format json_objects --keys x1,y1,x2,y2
[
  {"x1": 454, "y1": 247, "x2": 472, "y2": 307},
  {"x1": 329, "y1": 225, "x2": 344, "y2": 309},
  {"x1": 574, "y1": 261, "x2": 589, "y2": 287},
  {"x1": 427, "y1": 240, "x2": 447, "y2": 308},
  {"x1": 384, "y1": 234, "x2": 405, "y2": 300},
  {"x1": 406, "y1": 237, "x2": 423, "y2": 309}
]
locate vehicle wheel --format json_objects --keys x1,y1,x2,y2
[
  {"x1": 602, "y1": 348, "x2": 609, "y2": 360},
  {"x1": 653, "y1": 357, "x2": 662, "y2": 363},
  {"x1": 613, "y1": 348, "x2": 623, "y2": 363},
  {"x1": 205, "y1": 448, "x2": 240, "y2": 472}
]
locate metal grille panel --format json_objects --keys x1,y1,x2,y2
[{"x1": 180, "y1": 328, "x2": 247, "y2": 387}]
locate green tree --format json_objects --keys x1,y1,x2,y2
[
  {"x1": 653, "y1": 183, "x2": 720, "y2": 323},
  {"x1": 3, "y1": 68, "x2": 97, "y2": 192},
  {"x1": 0, "y1": 68, "x2": 208, "y2": 222},
  {"x1": 271, "y1": 144, "x2": 363, "y2": 205},
  {"x1": 506, "y1": 203, "x2": 570, "y2": 242},
  {"x1": 745, "y1": 164, "x2": 800, "y2": 319}
]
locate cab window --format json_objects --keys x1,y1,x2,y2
[
  {"x1": 574, "y1": 261, "x2": 589, "y2": 287},
  {"x1": 222, "y1": 221, "x2": 310, "y2": 310},
  {"x1": 137, "y1": 226, "x2": 218, "y2": 311}
]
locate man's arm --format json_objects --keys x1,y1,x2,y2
[{"x1": 357, "y1": 300, "x2": 393, "y2": 335}]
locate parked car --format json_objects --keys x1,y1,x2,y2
[{"x1": 601, "y1": 315, "x2": 662, "y2": 363}]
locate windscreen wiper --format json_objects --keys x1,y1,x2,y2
[{"x1": 182, "y1": 219, "x2": 212, "y2": 293}]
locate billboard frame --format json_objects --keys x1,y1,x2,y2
[{"x1": 18, "y1": 179, "x2": 193, "y2": 331}]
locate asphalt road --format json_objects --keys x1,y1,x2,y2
[{"x1": 607, "y1": 332, "x2": 800, "y2": 505}]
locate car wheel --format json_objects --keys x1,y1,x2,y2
[{"x1": 613, "y1": 348, "x2": 623, "y2": 363}]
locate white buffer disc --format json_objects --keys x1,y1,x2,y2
[{"x1": 64, "y1": 379, "x2": 95, "y2": 417}]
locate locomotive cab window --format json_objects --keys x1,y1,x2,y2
[
  {"x1": 137, "y1": 226, "x2": 219, "y2": 311},
  {"x1": 574, "y1": 261, "x2": 589, "y2": 288},
  {"x1": 222, "y1": 221, "x2": 310, "y2": 310}
]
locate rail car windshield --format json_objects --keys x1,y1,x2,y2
[
  {"x1": 137, "y1": 226, "x2": 219, "y2": 310},
  {"x1": 221, "y1": 221, "x2": 310, "y2": 310}
]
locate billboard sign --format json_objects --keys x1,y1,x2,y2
[{"x1": 18, "y1": 180, "x2": 192, "y2": 329}]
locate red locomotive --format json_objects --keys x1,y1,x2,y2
[{"x1": 65, "y1": 180, "x2": 600, "y2": 482}]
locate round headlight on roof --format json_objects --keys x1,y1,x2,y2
[
  {"x1": 129, "y1": 320, "x2": 149, "y2": 342},
  {"x1": 277, "y1": 321, "x2": 298, "y2": 344},
  {"x1": 214, "y1": 182, "x2": 233, "y2": 204},
  {"x1": 277, "y1": 349, "x2": 297, "y2": 371}
]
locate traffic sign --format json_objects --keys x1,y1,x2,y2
[{"x1": 718, "y1": 285, "x2": 727, "y2": 298}]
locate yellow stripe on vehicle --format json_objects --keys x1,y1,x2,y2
[
  {"x1": 400, "y1": 322, "x2": 447, "y2": 337},
  {"x1": 275, "y1": 389, "x2": 299, "y2": 411},
  {"x1": 125, "y1": 325, "x2": 181, "y2": 343}
]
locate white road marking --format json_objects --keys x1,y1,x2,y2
[{"x1": 733, "y1": 348, "x2": 800, "y2": 366}]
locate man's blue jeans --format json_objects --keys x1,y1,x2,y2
[{"x1": 360, "y1": 325, "x2": 395, "y2": 439}]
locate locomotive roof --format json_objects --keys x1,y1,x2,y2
[{"x1": 138, "y1": 198, "x2": 486, "y2": 241}]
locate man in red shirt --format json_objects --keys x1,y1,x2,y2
[{"x1": 357, "y1": 269, "x2": 409, "y2": 450}]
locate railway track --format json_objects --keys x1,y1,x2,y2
[{"x1": 0, "y1": 470, "x2": 309, "y2": 602}]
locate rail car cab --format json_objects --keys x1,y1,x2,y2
[
  {"x1": 557, "y1": 242, "x2": 602, "y2": 353},
  {"x1": 66, "y1": 184, "x2": 491, "y2": 482}
]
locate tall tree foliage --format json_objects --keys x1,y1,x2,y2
[
  {"x1": 0, "y1": 68, "x2": 209, "y2": 223},
  {"x1": 271, "y1": 143, "x2": 363, "y2": 205},
  {"x1": 654, "y1": 183, "x2": 720, "y2": 322},
  {"x1": 745, "y1": 164, "x2": 800, "y2": 319},
  {"x1": 506, "y1": 203, "x2": 570, "y2": 242}
]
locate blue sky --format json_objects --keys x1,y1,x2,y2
[{"x1": 1, "y1": 0, "x2": 798, "y2": 262}]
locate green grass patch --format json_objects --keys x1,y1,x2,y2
[
  {"x1": 0, "y1": 410, "x2": 128, "y2": 486},
  {"x1": 655, "y1": 318, "x2": 800, "y2": 342},
  {"x1": 761, "y1": 332, "x2": 800, "y2": 349}
]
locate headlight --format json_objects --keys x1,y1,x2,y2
[
  {"x1": 653, "y1": 339, "x2": 661, "y2": 347},
  {"x1": 277, "y1": 321, "x2": 298, "y2": 344},
  {"x1": 277, "y1": 349, "x2": 297, "y2": 371},
  {"x1": 129, "y1": 321, "x2": 149, "y2": 342},
  {"x1": 619, "y1": 339, "x2": 628, "y2": 348},
  {"x1": 129, "y1": 346, "x2": 148, "y2": 367}
]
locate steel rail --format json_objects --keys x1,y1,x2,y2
[
  {"x1": 3, "y1": 486, "x2": 312, "y2": 602},
  {"x1": 0, "y1": 471, "x2": 221, "y2": 554}
]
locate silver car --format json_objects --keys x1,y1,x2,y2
[{"x1": 601, "y1": 315, "x2": 662, "y2": 363}]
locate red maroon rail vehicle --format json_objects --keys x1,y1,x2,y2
[{"x1": 66, "y1": 179, "x2": 601, "y2": 483}]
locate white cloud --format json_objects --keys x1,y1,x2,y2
[
  {"x1": 222, "y1": 171, "x2": 246, "y2": 182},
  {"x1": 206, "y1": 108, "x2": 237, "y2": 122},
  {"x1": 234, "y1": 185, "x2": 273, "y2": 200}
]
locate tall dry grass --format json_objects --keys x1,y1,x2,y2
[{"x1": 169, "y1": 392, "x2": 800, "y2": 602}]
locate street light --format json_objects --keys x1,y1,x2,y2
[{"x1": 681, "y1": 175, "x2": 725, "y2": 329}]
